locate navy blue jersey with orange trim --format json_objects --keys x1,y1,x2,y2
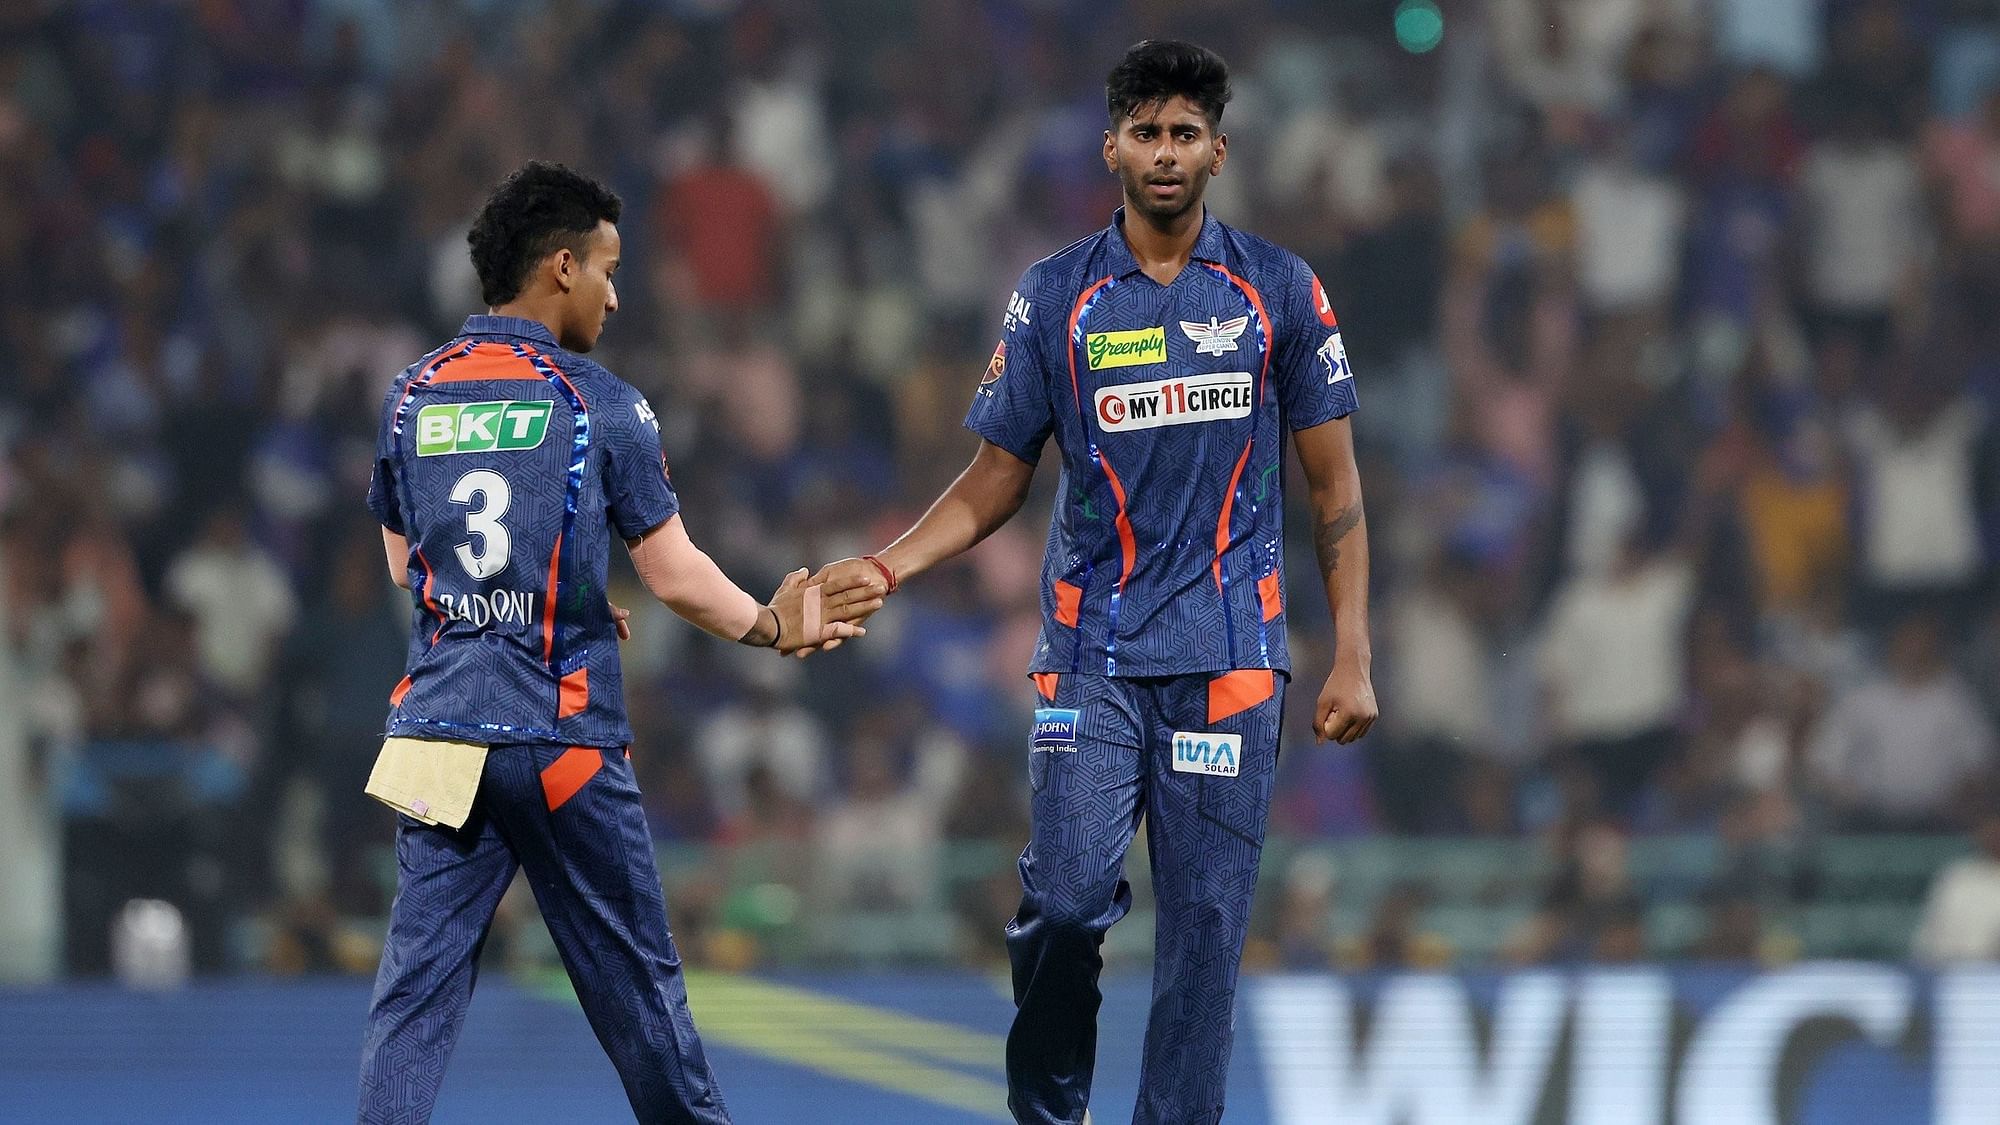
[
  {"x1": 966, "y1": 208, "x2": 1357, "y2": 677},
  {"x1": 367, "y1": 314, "x2": 678, "y2": 747}
]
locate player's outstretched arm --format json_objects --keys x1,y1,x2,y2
[
  {"x1": 811, "y1": 439, "x2": 1038, "y2": 627},
  {"x1": 1294, "y1": 416, "x2": 1378, "y2": 744},
  {"x1": 626, "y1": 515, "x2": 868, "y2": 656}
]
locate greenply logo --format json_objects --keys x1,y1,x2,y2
[
  {"x1": 1086, "y1": 327, "x2": 1166, "y2": 370},
  {"x1": 415, "y1": 401, "x2": 552, "y2": 456}
]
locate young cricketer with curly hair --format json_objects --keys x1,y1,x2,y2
[{"x1": 356, "y1": 162, "x2": 864, "y2": 1124}]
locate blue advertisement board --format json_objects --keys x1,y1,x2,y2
[{"x1": 0, "y1": 965, "x2": 1993, "y2": 1122}]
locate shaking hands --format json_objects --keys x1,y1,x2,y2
[{"x1": 784, "y1": 556, "x2": 896, "y2": 658}]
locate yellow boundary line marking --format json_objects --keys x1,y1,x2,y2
[{"x1": 531, "y1": 969, "x2": 1010, "y2": 1121}]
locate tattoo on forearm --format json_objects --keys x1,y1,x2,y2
[{"x1": 1313, "y1": 503, "x2": 1363, "y2": 577}]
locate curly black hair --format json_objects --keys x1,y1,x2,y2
[
  {"x1": 1106, "y1": 39, "x2": 1232, "y2": 128},
  {"x1": 466, "y1": 161, "x2": 623, "y2": 307}
]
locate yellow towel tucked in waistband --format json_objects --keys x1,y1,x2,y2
[{"x1": 364, "y1": 737, "x2": 489, "y2": 829}]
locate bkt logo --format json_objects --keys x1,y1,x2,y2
[
  {"x1": 1032, "y1": 708, "x2": 1079, "y2": 750},
  {"x1": 416, "y1": 401, "x2": 552, "y2": 456},
  {"x1": 1172, "y1": 731, "x2": 1241, "y2": 777}
]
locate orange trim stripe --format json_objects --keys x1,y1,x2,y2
[
  {"x1": 1257, "y1": 571, "x2": 1283, "y2": 621},
  {"x1": 1064, "y1": 276, "x2": 1116, "y2": 422},
  {"x1": 1033, "y1": 672, "x2": 1061, "y2": 701},
  {"x1": 1201, "y1": 263, "x2": 1276, "y2": 612},
  {"x1": 1203, "y1": 262, "x2": 1274, "y2": 398},
  {"x1": 1208, "y1": 669, "x2": 1276, "y2": 724},
  {"x1": 557, "y1": 667, "x2": 588, "y2": 718},
  {"x1": 428, "y1": 343, "x2": 547, "y2": 382},
  {"x1": 414, "y1": 549, "x2": 443, "y2": 644},
  {"x1": 1052, "y1": 580, "x2": 1083, "y2": 627},
  {"x1": 389, "y1": 675, "x2": 413, "y2": 706},
  {"x1": 1062, "y1": 276, "x2": 1138, "y2": 590},
  {"x1": 540, "y1": 746, "x2": 602, "y2": 812},
  {"x1": 518, "y1": 344, "x2": 590, "y2": 410},
  {"x1": 1213, "y1": 441, "x2": 1254, "y2": 594},
  {"x1": 1097, "y1": 454, "x2": 1138, "y2": 590},
  {"x1": 542, "y1": 531, "x2": 563, "y2": 664},
  {"x1": 416, "y1": 341, "x2": 474, "y2": 381}
]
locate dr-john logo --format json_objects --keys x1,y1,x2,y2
[{"x1": 1032, "y1": 708, "x2": 1079, "y2": 751}]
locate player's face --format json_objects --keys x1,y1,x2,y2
[
  {"x1": 561, "y1": 220, "x2": 621, "y2": 352},
  {"x1": 1105, "y1": 96, "x2": 1226, "y2": 225}
]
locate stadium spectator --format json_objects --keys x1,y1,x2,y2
[
  {"x1": 1798, "y1": 108, "x2": 1925, "y2": 357},
  {"x1": 164, "y1": 506, "x2": 297, "y2": 704},
  {"x1": 694, "y1": 659, "x2": 830, "y2": 822},
  {"x1": 1504, "y1": 819, "x2": 1644, "y2": 964},
  {"x1": 1265, "y1": 852, "x2": 1338, "y2": 970},
  {"x1": 1376, "y1": 548, "x2": 1502, "y2": 832},
  {"x1": 1841, "y1": 360, "x2": 1990, "y2": 628},
  {"x1": 812, "y1": 713, "x2": 964, "y2": 915},
  {"x1": 1810, "y1": 615, "x2": 1998, "y2": 829},
  {"x1": 1692, "y1": 890, "x2": 1767, "y2": 963},
  {"x1": 1537, "y1": 526, "x2": 1699, "y2": 818},
  {"x1": 655, "y1": 112, "x2": 785, "y2": 327},
  {"x1": 1339, "y1": 879, "x2": 1453, "y2": 971},
  {"x1": 1914, "y1": 812, "x2": 2000, "y2": 963}
]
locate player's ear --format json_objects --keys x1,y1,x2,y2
[
  {"x1": 551, "y1": 247, "x2": 576, "y2": 294},
  {"x1": 1210, "y1": 131, "x2": 1227, "y2": 175},
  {"x1": 1103, "y1": 128, "x2": 1117, "y2": 173}
]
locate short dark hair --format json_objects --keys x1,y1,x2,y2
[
  {"x1": 1106, "y1": 40, "x2": 1232, "y2": 128},
  {"x1": 467, "y1": 161, "x2": 622, "y2": 307}
]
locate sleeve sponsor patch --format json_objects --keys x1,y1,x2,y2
[
  {"x1": 982, "y1": 340, "x2": 1007, "y2": 385},
  {"x1": 1317, "y1": 332, "x2": 1351, "y2": 384},
  {"x1": 1310, "y1": 273, "x2": 1338, "y2": 328}
]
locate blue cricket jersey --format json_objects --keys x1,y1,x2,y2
[
  {"x1": 367, "y1": 314, "x2": 678, "y2": 747},
  {"x1": 966, "y1": 208, "x2": 1358, "y2": 678}
]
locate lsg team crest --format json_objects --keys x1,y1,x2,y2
[{"x1": 1180, "y1": 315, "x2": 1249, "y2": 355}]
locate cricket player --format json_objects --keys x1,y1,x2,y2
[
  {"x1": 357, "y1": 161, "x2": 864, "y2": 1123},
  {"x1": 811, "y1": 41, "x2": 1378, "y2": 1124}
]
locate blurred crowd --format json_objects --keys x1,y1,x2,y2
[{"x1": 7, "y1": 0, "x2": 2000, "y2": 976}]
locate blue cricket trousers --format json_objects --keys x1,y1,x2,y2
[
  {"x1": 357, "y1": 743, "x2": 728, "y2": 1124},
  {"x1": 1006, "y1": 671, "x2": 1284, "y2": 1125}
]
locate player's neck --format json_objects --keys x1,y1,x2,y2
[
  {"x1": 487, "y1": 297, "x2": 565, "y2": 340},
  {"x1": 1120, "y1": 202, "x2": 1204, "y2": 284}
]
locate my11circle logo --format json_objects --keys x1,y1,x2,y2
[{"x1": 1172, "y1": 731, "x2": 1241, "y2": 777}]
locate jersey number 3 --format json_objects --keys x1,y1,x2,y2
[{"x1": 449, "y1": 469, "x2": 512, "y2": 579}]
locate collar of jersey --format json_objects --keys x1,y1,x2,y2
[
  {"x1": 1104, "y1": 205, "x2": 1228, "y2": 279},
  {"x1": 459, "y1": 314, "x2": 560, "y2": 347}
]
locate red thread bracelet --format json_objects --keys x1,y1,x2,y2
[{"x1": 862, "y1": 554, "x2": 898, "y2": 594}]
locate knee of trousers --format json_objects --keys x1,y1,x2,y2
[{"x1": 1015, "y1": 881, "x2": 1128, "y2": 944}]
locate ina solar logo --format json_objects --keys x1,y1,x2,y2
[
  {"x1": 415, "y1": 401, "x2": 553, "y2": 456},
  {"x1": 1172, "y1": 731, "x2": 1241, "y2": 777}
]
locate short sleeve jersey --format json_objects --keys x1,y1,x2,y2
[
  {"x1": 367, "y1": 314, "x2": 678, "y2": 747},
  {"x1": 966, "y1": 208, "x2": 1357, "y2": 677}
]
